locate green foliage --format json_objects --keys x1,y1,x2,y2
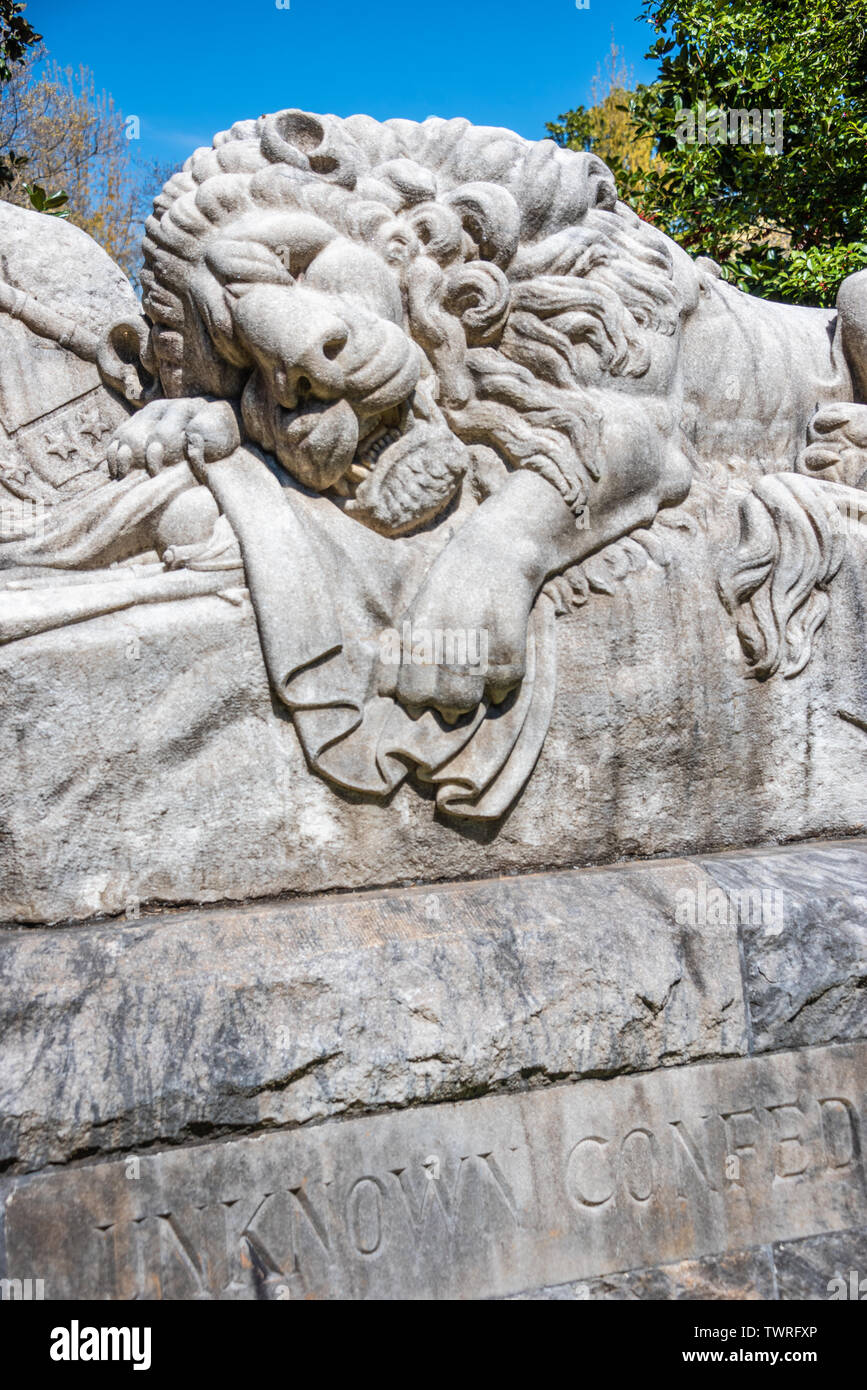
[
  {"x1": 0, "y1": 0, "x2": 39, "y2": 81},
  {"x1": 0, "y1": 0, "x2": 39, "y2": 187},
  {"x1": 547, "y1": 41, "x2": 654, "y2": 185},
  {"x1": 1, "y1": 50, "x2": 178, "y2": 283},
  {"x1": 23, "y1": 181, "x2": 69, "y2": 217},
  {"x1": 550, "y1": 1, "x2": 867, "y2": 306}
]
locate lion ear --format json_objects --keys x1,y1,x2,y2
[
  {"x1": 260, "y1": 109, "x2": 360, "y2": 189},
  {"x1": 444, "y1": 261, "x2": 510, "y2": 346}
]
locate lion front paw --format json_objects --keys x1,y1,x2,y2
[
  {"x1": 107, "y1": 398, "x2": 240, "y2": 480},
  {"x1": 389, "y1": 562, "x2": 532, "y2": 723},
  {"x1": 801, "y1": 404, "x2": 867, "y2": 488}
]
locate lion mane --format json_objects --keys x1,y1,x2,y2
[{"x1": 140, "y1": 110, "x2": 686, "y2": 525}]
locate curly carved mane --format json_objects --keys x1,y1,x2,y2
[{"x1": 141, "y1": 110, "x2": 685, "y2": 514}]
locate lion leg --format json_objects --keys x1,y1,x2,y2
[
  {"x1": 150, "y1": 485, "x2": 221, "y2": 559},
  {"x1": 94, "y1": 396, "x2": 240, "y2": 564},
  {"x1": 799, "y1": 271, "x2": 867, "y2": 487},
  {"x1": 394, "y1": 427, "x2": 690, "y2": 721},
  {"x1": 393, "y1": 471, "x2": 561, "y2": 719}
]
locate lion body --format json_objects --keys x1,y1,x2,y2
[{"x1": 106, "y1": 112, "x2": 867, "y2": 716}]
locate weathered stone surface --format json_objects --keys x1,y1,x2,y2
[
  {"x1": 0, "y1": 203, "x2": 137, "y2": 484},
  {"x1": 3, "y1": 1042, "x2": 865, "y2": 1300},
  {"x1": 0, "y1": 202, "x2": 140, "y2": 347},
  {"x1": 3, "y1": 529, "x2": 867, "y2": 925},
  {"x1": 2, "y1": 116, "x2": 867, "y2": 922},
  {"x1": 3, "y1": 111, "x2": 867, "y2": 1308},
  {"x1": 699, "y1": 841, "x2": 867, "y2": 1051},
  {"x1": 773, "y1": 1226, "x2": 867, "y2": 1301},
  {"x1": 500, "y1": 1247, "x2": 776, "y2": 1300},
  {"x1": 0, "y1": 856, "x2": 746, "y2": 1174},
  {"x1": 504, "y1": 1227, "x2": 867, "y2": 1301}
]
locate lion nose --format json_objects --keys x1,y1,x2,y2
[{"x1": 276, "y1": 303, "x2": 349, "y2": 400}]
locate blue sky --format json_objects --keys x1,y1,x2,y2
[{"x1": 28, "y1": 0, "x2": 658, "y2": 167}]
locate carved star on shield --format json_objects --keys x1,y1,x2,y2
[
  {"x1": 79, "y1": 408, "x2": 112, "y2": 445},
  {"x1": 0, "y1": 455, "x2": 29, "y2": 487},
  {"x1": 43, "y1": 428, "x2": 76, "y2": 461}
]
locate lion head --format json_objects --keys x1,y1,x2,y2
[{"x1": 140, "y1": 110, "x2": 688, "y2": 535}]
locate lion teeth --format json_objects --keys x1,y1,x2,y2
[
  {"x1": 358, "y1": 427, "x2": 402, "y2": 467},
  {"x1": 332, "y1": 424, "x2": 406, "y2": 500},
  {"x1": 370, "y1": 429, "x2": 401, "y2": 459}
]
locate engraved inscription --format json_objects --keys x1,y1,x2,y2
[{"x1": 4, "y1": 1043, "x2": 866, "y2": 1301}]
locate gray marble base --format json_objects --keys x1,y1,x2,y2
[{"x1": 2, "y1": 838, "x2": 866, "y2": 1299}]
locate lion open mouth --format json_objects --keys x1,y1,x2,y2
[
  {"x1": 330, "y1": 408, "x2": 406, "y2": 498},
  {"x1": 243, "y1": 371, "x2": 468, "y2": 536},
  {"x1": 266, "y1": 394, "x2": 410, "y2": 497}
]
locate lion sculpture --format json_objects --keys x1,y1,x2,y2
[{"x1": 3, "y1": 109, "x2": 867, "y2": 816}]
